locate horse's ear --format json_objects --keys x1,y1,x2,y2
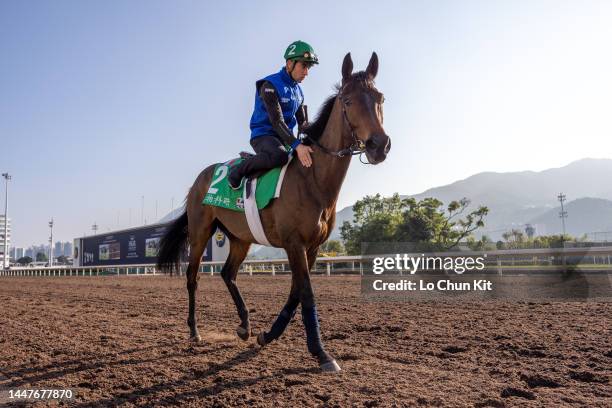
[
  {"x1": 366, "y1": 52, "x2": 378, "y2": 80},
  {"x1": 342, "y1": 53, "x2": 353, "y2": 82}
]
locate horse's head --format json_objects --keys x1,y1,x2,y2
[{"x1": 339, "y1": 52, "x2": 391, "y2": 164}]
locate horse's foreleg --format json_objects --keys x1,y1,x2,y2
[
  {"x1": 257, "y1": 246, "x2": 319, "y2": 345},
  {"x1": 286, "y1": 246, "x2": 341, "y2": 372},
  {"x1": 220, "y1": 239, "x2": 252, "y2": 340}
]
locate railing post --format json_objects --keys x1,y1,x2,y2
[
  {"x1": 270, "y1": 264, "x2": 274, "y2": 276},
  {"x1": 497, "y1": 258, "x2": 503, "y2": 276},
  {"x1": 326, "y1": 263, "x2": 331, "y2": 276}
]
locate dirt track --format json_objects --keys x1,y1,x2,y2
[{"x1": 0, "y1": 275, "x2": 610, "y2": 407}]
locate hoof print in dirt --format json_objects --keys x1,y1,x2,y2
[
  {"x1": 517, "y1": 348, "x2": 547, "y2": 358},
  {"x1": 338, "y1": 353, "x2": 360, "y2": 361},
  {"x1": 520, "y1": 373, "x2": 562, "y2": 388},
  {"x1": 500, "y1": 387, "x2": 536, "y2": 400},
  {"x1": 327, "y1": 332, "x2": 348, "y2": 340},
  {"x1": 284, "y1": 378, "x2": 306, "y2": 387},
  {"x1": 569, "y1": 370, "x2": 609, "y2": 383},
  {"x1": 442, "y1": 345, "x2": 468, "y2": 354},
  {"x1": 474, "y1": 399, "x2": 506, "y2": 408}
]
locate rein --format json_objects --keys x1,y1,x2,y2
[{"x1": 302, "y1": 89, "x2": 371, "y2": 164}]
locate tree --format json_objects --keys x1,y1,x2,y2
[
  {"x1": 340, "y1": 194, "x2": 489, "y2": 254},
  {"x1": 396, "y1": 197, "x2": 488, "y2": 250},
  {"x1": 318, "y1": 240, "x2": 345, "y2": 256},
  {"x1": 36, "y1": 252, "x2": 48, "y2": 262},
  {"x1": 501, "y1": 232, "x2": 577, "y2": 249},
  {"x1": 467, "y1": 235, "x2": 494, "y2": 251},
  {"x1": 340, "y1": 193, "x2": 406, "y2": 254},
  {"x1": 17, "y1": 256, "x2": 32, "y2": 265},
  {"x1": 502, "y1": 229, "x2": 525, "y2": 249}
]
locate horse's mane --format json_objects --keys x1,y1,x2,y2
[
  {"x1": 303, "y1": 72, "x2": 373, "y2": 143},
  {"x1": 303, "y1": 93, "x2": 338, "y2": 142}
]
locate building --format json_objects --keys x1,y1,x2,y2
[
  {"x1": 25, "y1": 244, "x2": 49, "y2": 261},
  {"x1": 54, "y1": 241, "x2": 64, "y2": 258},
  {"x1": 10, "y1": 247, "x2": 24, "y2": 261},
  {"x1": 73, "y1": 222, "x2": 229, "y2": 267},
  {"x1": 0, "y1": 215, "x2": 11, "y2": 266},
  {"x1": 63, "y1": 241, "x2": 73, "y2": 257}
]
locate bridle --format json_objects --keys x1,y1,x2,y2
[{"x1": 302, "y1": 85, "x2": 372, "y2": 164}]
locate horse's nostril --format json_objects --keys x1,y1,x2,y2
[
  {"x1": 384, "y1": 138, "x2": 391, "y2": 154},
  {"x1": 366, "y1": 138, "x2": 378, "y2": 150}
]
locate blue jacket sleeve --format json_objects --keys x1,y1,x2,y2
[{"x1": 258, "y1": 81, "x2": 301, "y2": 149}]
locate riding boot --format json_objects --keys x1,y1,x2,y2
[
  {"x1": 228, "y1": 164, "x2": 246, "y2": 190},
  {"x1": 228, "y1": 136, "x2": 289, "y2": 189}
]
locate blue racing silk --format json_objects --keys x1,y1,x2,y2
[{"x1": 250, "y1": 66, "x2": 304, "y2": 145}]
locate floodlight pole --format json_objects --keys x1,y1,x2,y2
[{"x1": 2, "y1": 173, "x2": 11, "y2": 269}]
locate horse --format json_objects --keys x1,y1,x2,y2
[{"x1": 157, "y1": 52, "x2": 391, "y2": 373}]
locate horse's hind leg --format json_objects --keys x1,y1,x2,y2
[
  {"x1": 257, "y1": 279, "x2": 299, "y2": 346},
  {"x1": 220, "y1": 238, "x2": 252, "y2": 340},
  {"x1": 186, "y1": 224, "x2": 214, "y2": 343}
]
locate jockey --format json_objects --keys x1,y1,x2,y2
[{"x1": 228, "y1": 40, "x2": 318, "y2": 190}]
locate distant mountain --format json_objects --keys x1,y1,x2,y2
[
  {"x1": 246, "y1": 245, "x2": 285, "y2": 259},
  {"x1": 332, "y1": 158, "x2": 612, "y2": 240},
  {"x1": 527, "y1": 197, "x2": 612, "y2": 237}
]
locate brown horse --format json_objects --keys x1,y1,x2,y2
[{"x1": 157, "y1": 52, "x2": 390, "y2": 372}]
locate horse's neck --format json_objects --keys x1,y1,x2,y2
[{"x1": 309, "y1": 99, "x2": 352, "y2": 208}]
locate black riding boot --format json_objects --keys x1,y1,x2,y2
[
  {"x1": 228, "y1": 162, "x2": 247, "y2": 190},
  {"x1": 228, "y1": 136, "x2": 289, "y2": 190}
]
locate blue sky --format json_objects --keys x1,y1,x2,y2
[{"x1": 2, "y1": 1, "x2": 611, "y2": 247}]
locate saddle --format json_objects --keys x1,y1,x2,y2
[{"x1": 202, "y1": 152, "x2": 290, "y2": 212}]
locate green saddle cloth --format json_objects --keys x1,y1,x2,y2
[{"x1": 202, "y1": 158, "x2": 286, "y2": 212}]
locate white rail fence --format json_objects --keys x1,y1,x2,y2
[{"x1": 2, "y1": 247, "x2": 612, "y2": 278}]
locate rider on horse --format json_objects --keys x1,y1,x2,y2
[{"x1": 228, "y1": 40, "x2": 318, "y2": 190}]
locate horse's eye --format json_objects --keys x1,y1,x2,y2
[{"x1": 344, "y1": 99, "x2": 352, "y2": 107}]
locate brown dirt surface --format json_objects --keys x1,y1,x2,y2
[{"x1": 0, "y1": 275, "x2": 610, "y2": 407}]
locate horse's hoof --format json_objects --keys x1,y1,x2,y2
[
  {"x1": 189, "y1": 334, "x2": 202, "y2": 343},
  {"x1": 256, "y1": 332, "x2": 266, "y2": 347},
  {"x1": 236, "y1": 326, "x2": 250, "y2": 341},
  {"x1": 320, "y1": 359, "x2": 341, "y2": 373}
]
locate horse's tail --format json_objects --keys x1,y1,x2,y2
[{"x1": 157, "y1": 211, "x2": 188, "y2": 275}]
